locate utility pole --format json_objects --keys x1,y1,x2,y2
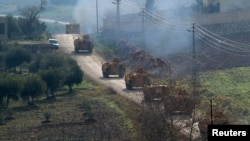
[
  {"x1": 189, "y1": 23, "x2": 197, "y2": 141},
  {"x1": 113, "y1": 0, "x2": 121, "y2": 46},
  {"x1": 96, "y1": 0, "x2": 99, "y2": 36},
  {"x1": 210, "y1": 99, "x2": 213, "y2": 125},
  {"x1": 192, "y1": 23, "x2": 197, "y2": 94},
  {"x1": 142, "y1": 8, "x2": 145, "y2": 49}
]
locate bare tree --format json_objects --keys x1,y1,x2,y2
[{"x1": 19, "y1": 0, "x2": 47, "y2": 39}]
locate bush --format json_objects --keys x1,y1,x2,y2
[
  {"x1": 43, "y1": 111, "x2": 51, "y2": 122},
  {"x1": 0, "y1": 113, "x2": 4, "y2": 125},
  {"x1": 6, "y1": 108, "x2": 14, "y2": 120}
]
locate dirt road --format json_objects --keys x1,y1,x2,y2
[
  {"x1": 54, "y1": 34, "x2": 143, "y2": 104},
  {"x1": 54, "y1": 34, "x2": 200, "y2": 139}
]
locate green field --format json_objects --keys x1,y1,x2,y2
[
  {"x1": 198, "y1": 67, "x2": 250, "y2": 124},
  {"x1": 0, "y1": 2, "x2": 75, "y2": 21}
]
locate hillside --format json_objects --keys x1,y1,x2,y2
[{"x1": 0, "y1": 0, "x2": 76, "y2": 21}]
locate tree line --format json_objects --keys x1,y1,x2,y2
[
  {"x1": 3, "y1": 0, "x2": 47, "y2": 40},
  {"x1": 0, "y1": 44, "x2": 84, "y2": 108}
]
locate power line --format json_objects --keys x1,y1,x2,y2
[
  {"x1": 195, "y1": 27, "x2": 250, "y2": 53},
  {"x1": 109, "y1": 0, "x2": 250, "y2": 56},
  {"x1": 196, "y1": 24, "x2": 250, "y2": 48},
  {"x1": 195, "y1": 31, "x2": 250, "y2": 56}
]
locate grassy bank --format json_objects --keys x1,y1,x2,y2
[{"x1": 198, "y1": 67, "x2": 250, "y2": 124}]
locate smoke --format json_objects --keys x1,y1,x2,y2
[
  {"x1": 73, "y1": 0, "x2": 115, "y2": 34},
  {"x1": 219, "y1": 0, "x2": 250, "y2": 12},
  {"x1": 152, "y1": 0, "x2": 196, "y2": 10},
  {"x1": 145, "y1": 0, "x2": 155, "y2": 11},
  {"x1": 73, "y1": 0, "x2": 197, "y2": 34},
  {"x1": 73, "y1": 0, "x2": 138, "y2": 34}
]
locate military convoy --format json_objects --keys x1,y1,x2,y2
[
  {"x1": 124, "y1": 68, "x2": 151, "y2": 90},
  {"x1": 101, "y1": 58, "x2": 126, "y2": 78},
  {"x1": 74, "y1": 35, "x2": 94, "y2": 53}
]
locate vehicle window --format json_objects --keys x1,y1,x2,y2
[{"x1": 49, "y1": 39, "x2": 58, "y2": 44}]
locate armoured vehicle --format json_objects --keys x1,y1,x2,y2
[
  {"x1": 164, "y1": 88, "x2": 193, "y2": 114},
  {"x1": 102, "y1": 58, "x2": 126, "y2": 78},
  {"x1": 143, "y1": 84, "x2": 170, "y2": 101},
  {"x1": 74, "y1": 35, "x2": 94, "y2": 53},
  {"x1": 66, "y1": 23, "x2": 80, "y2": 34},
  {"x1": 143, "y1": 84, "x2": 193, "y2": 114},
  {"x1": 124, "y1": 68, "x2": 151, "y2": 90}
]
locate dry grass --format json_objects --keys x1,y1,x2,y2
[{"x1": 0, "y1": 83, "x2": 142, "y2": 141}]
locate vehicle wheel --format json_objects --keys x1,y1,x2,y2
[
  {"x1": 103, "y1": 72, "x2": 109, "y2": 78},
  {"x1": 103, "y1": 68, "x2": 110, "y2": 78},
  {"x1": 126, "y1": 80, "x2": 133, "y2": 90},
  {"x1": 89, "y1": 46, "x2": 93, "y2": 53},
  {"x1": 119, "y1": 70, "x2": 124, "y2": 78},
  {"x1": 119, "y1": 66, "x2": 125, "y2": 78}
]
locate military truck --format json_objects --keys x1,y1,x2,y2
[
  {"x1": 143, "y1": 84, "x2": 170, "y2": 101},
  {"x1": 74, "y1": 35, "x2": 94, "y2": 53},
  {"x1": 102, "y1": 58, "x2": 126, "y2": 78},
  {"x1": 66, "y1": 23, "x2": 80, "y2": 34},
  {"x1": 164, "y1": 88, "x2": 193, "y2": 114},
  {"x1": 124, "y1": 68, "x2": 151, "y2": 90},
  {"x1": 143, "y1": 84, "x2": 193, "y2": 114}
]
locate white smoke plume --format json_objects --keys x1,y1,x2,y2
[
  {"x1": 73, "y1": 0, "x2": 115, "y2": 34},
  {"x1": 73, "y1": 0, "x2": 197, "y2": 34}
]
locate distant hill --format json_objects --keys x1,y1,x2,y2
[
  {"x1": 0, "y1": 0, "x2": 77, "y2": 21},
  {"x1": 0, "y1": 0, "x2": 78, "y2": 6}
]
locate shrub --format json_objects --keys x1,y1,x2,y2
[{"x1": 43, "y1": 111, "x2": 51, "y2": 122}]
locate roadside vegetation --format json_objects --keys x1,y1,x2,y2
[
  {"x1": 198, "y1": 67, "x2": 250, "y2": 124},
  {"x1": 0, "y1": 1, "x2": 143, "y2": 140},
  {"x1": 1, "y1": 0, "x2": 250, "y2": 140},
  {"x1": 0, "y1": 79, "x2": 142, "y2": 140},
  {"x1": 0, "y1": 38, "x2": 143, "y2": 141}
]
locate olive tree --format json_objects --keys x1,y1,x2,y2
[
  {"x1": 21, "y1": 74, "x2": 46, "y2": 105},
  {"x1": 0, "y1": 73, "x2": 22, "y2": 108},
  {"x1": 5, "y1": 47, "x2": 31, "y2": 72},
  {"x1": 63, "y1": 58, "x2": 83, "y2": 92},
  {"x1": 40, "y1": 68, "x2": 66, "y2": 98}
]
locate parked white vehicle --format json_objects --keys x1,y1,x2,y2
[{"x1": 48, "y1": 38, "x2": 59, "y2": 49}]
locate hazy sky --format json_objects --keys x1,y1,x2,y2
[{"x1": 73, "y1": 0, "x2": 197, "y2": 33}]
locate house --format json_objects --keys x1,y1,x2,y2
[{"x1": 197, "y1": 0, "x2": 250, "y2": 13}]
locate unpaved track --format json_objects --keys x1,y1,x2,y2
[
  {"x1": 54, "y1": 34, "x2": 200, "y2": 139},
  {"x1": 54, "y1": 34, "x2": 143, "y2": 104}
]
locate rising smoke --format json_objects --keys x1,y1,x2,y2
[
  {"x1": 72, "y1": 0, "x2": 250, "y2": 57},
  {"x1": 73, "y1": 0, "x2": 197, "y2": 34}
]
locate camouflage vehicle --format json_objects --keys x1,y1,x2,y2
[
  {"x1": 164, "y1": 88, "x2": 193, "y2": 114},
  {"x1": 102, "y1": 58, "x2": 126, "y2": 78},
  {"x1": 74, "y1": 35, "x2": 94, "y2": 53},
  {"x1": 143, "y1": 84, "x2": 193, "y2": 114},
  {"x1": 66, "y1": 23, "x2": 80, "y2": 34},
  {"x1": 124, "y1": 68, "x2": 151, "y2": 90},
  {"x1": 143, "y1": 84, "x2": 170, "y2": 101}
]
